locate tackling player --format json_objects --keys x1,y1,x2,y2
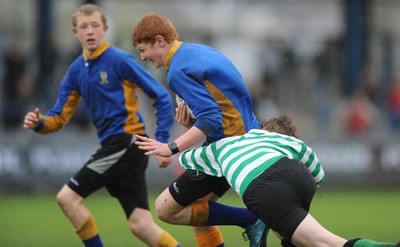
[{"x1": 137, "y1": 115, "x2": 400, "y2": 247}]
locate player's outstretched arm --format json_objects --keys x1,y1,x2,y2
[
  {"x1": 136, "y1": 127, "x2": 205, "y2": 156},
  {"x1": 23, "y1": 108, "x2": 41, "y2": 129},
  {"x1": 136, "y1": 135, "x2": 172, "y2": 157}
]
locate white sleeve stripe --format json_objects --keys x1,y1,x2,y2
[
  {"x1": 314, "y1": 169, "x2": 325, "y2": 183},
  {"x1": 299, "y1": 147, "x2": 313, "y2": 164}
]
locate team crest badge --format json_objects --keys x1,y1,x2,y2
[{"x1": 100, "y1": 71, "x2": 109, "y2": 84}]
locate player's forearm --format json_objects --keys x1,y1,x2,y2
[{"x1": 174, "y1": 126, "x2": 206, "y2": 152}]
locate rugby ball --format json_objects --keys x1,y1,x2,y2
[{"x1": 176, "y1": 95, "x2": 195, "y2": 119}]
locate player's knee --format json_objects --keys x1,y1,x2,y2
[
  {"x1": 155, "y1": 198, "x2": 169, "y2": 221},
  {"x1": 155, "y1": 205, "x2": 171, "y2": 223},
  {"x1": 156, "y1": 205, "x2": 181, "y2": 224},
  {"x1": 56, "y1": 188, "x2": 68, "y2": 206},
  {"x1": 56, "y1": 186, "x2": 80, "y2": 210},
  {"x1": 128, "y1": 221, "x2": 145, "y2": 236},
  {"x1": 154, "y1": 189, "x2": 182, "y2": 223},
  {"x1": 128, "y1": 215, "x2": 154, "y2": 237}
]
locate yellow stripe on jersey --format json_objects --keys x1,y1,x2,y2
[
  {"x1": 122, "y1": 80, "x2": 145, "y2": 135},
  {"x1": 204, "y1": 80, "x2": 245, "y2": 137},
  {"x1": 41, "y1": 90, "x2": 81, "y2": 134}
]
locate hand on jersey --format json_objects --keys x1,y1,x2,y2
[
  {"x1": 23, "y1": 108, "x2": 41, "y2": 129},
  {"x1": 175, "y1": 102, "x2": 196, "y2": 129},
  {"x1": 135, "y1": 135, "x2": 172, "y2": 157}
]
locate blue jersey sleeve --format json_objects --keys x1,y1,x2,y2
[
  {"x1": 118, "y1": 54, "x2": 174, "y2": 143},
  {"x1": 169, "y1": 69, "x2": 222, "y2": 136},
  {"x1": 37, "y1": 65, "x2": 81, "y2": 134}
]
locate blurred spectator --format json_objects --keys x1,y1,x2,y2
[
  {"x1": 279, "y1": 42, "x2": 300, "y2": 110},
  {"x1": 311, "y1": 37, "x2": 346, "y2": 134},
  {"x1": 259, "y1": 38, "x2": 281, "y2": 103},
  {"x1": 345, "y1": 90, "x2": 372, "y2": 135},
  {"x1": 36, "y1": 34, "x2": 58, "y2": 108},
  {"x1": 359, "y1": 67, "x2": 379, "y2": 103},
  {"x1": 1, "y1": 43, "x2": 34, "y2": 129},
  {"x1": 387, "y1": 78, "x2": 400, "y2": 132},
  {"x1": 313, "y1": 38, "x2": 346, "y2": 94}
]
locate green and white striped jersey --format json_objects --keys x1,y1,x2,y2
[{"x1": 179, "y1": 129, "x2": 325, "y2": 197}]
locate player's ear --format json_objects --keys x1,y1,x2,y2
[
  {"x1": 72, "y1": 27, "x2": 78, "y2": 35},
  {"x1": 155, "y1": 35, "x2": 165, "y2": 47}
]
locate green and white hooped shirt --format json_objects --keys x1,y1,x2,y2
[{"x1": 179, "y1": 129, "x2": 325, "y2": 197}]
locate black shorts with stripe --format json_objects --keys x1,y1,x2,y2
[{"x1": 67, "y1": 133, "x2": 149, "y2": 218}]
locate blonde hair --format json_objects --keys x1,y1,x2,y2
[
  {"x1": 72, "y1": 4, "x2": 107, "y2": 27},
  {"x1": 132, "y1": 13, "x2": 178, "y2": 46}
]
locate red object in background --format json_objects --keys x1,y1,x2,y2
[
  {"x1": 346, "y1": 104, "x2": 370, "y2": 134},
  {"x1": 388, "y1": 80, "x2": 400, "y2": 115},
  {"x1": 346, "y1": 92, "x2": 371, "y2": 135}
]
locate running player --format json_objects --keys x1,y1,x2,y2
[{"x1": 23, "y1": 4, "x2": 179, "y2": 247}]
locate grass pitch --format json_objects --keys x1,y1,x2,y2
[{"x1": 0, "y1": 188, "x2": 399, "y2": 246}]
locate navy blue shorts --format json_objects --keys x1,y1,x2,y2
[
  {"x1": 67, "y1": 134, "x2": 149, "y2": 218},
  {"x1": 242, "y1": 157, "x2": 316, "y2": 241}
]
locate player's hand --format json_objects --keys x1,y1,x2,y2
[
  {"x1": 156, "y1": 155, "x2": 173, "y2": 168},
  {"x1": 135, "y1": 135, "x2": 172, "y2": 157},
  {"x1": 175, "y1": 103, "x2": 195, "y2": 129},
  {"x1": 23, "y1": 108, "x2": 41, "y2": 129}
]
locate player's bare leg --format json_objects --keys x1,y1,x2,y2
[
  {"x1": 128, "y1": 208, "x2": 179, "y2": 247},
  {"x1": 156, "y1": 188, "x2": 224, "y2": 246},
  {"x1": 56, "y1": 185, "x2": 103, "y2": 246},
  {"x1": 291, "y1": 214, "x2": 348, "y2": 247},
  {"x1": 155, "y1": 188, "x2": 192, "y2": 224}
]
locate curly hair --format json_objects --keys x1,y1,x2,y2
[{"x1": 261, "y1": 115, "x2": 298, "y2": 138}]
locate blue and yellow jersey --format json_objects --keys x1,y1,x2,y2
[
  {"x1": 165, "y1": 41, "x2": 260, "y2": 140},
  {"x1": 35, "y1": 42, "x2": 174, "y2": 143}
]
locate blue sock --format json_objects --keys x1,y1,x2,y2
[
  {"x1": 207, "y1": 200, "x2": 257, "y2": 228},
  {"x1": 83, "y1": 234, "x2": 103, "y2": 247}
]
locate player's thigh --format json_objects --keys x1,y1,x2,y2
[
  {"x1": 168, "y1": 170, "x2": 229, "y2": 207},
  {"x1": 155, "y1": 187, "x2": 185, "y2": 216},
  {"x1": 68, "y1": 133, "x2": 135, "y2": 198},
  {"x1": 155, "y1": 188, "x2": 195, "y2": 224},
  {"x1": 291, "y1": 214, "x2": 346, "y2": 247},
  {"x1": 105, "y1": 143, "x2": 150, "y2": 217}
]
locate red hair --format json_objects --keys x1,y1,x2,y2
[{"x1": 132, "y1": 14, "x2": 178, "y2": 47}]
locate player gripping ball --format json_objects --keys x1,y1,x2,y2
[{"x1": 176, "y1": 95, "x2": 195, "y2": 119}]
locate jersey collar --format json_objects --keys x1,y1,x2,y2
[
  {"x1": 83, "y1": 41, "x2": 110, "y2": 61},
  {"x1": 164, "y1": 41, "x2": 182, "y2": 71}
]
